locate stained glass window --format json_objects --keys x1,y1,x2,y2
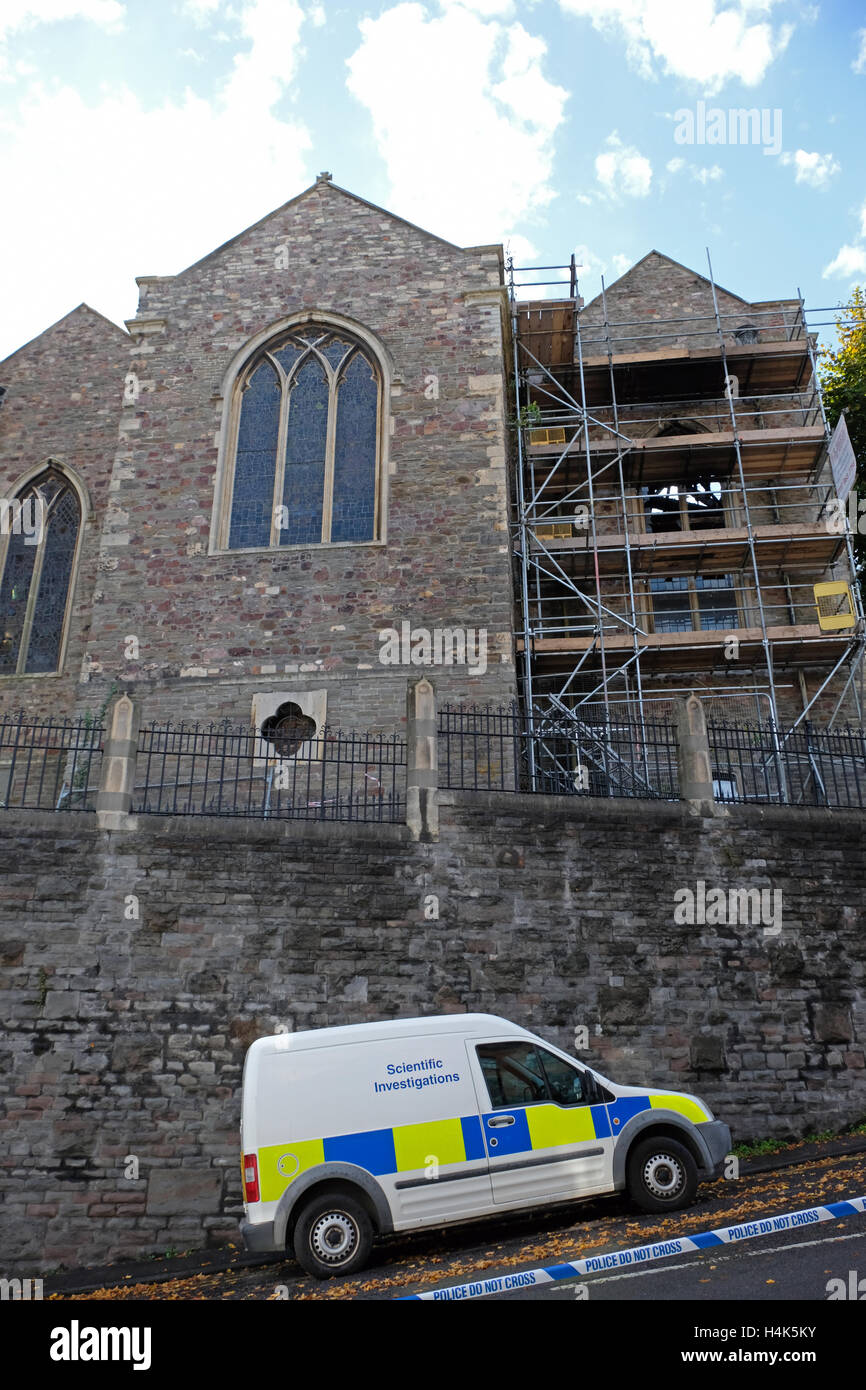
[
  {"x1": 228, "y1": 361, "x2": 281, "y2": 550},
  {"x1": 0, "y1": 533, "x2": 38, "y2": 673},
  {"x1": 332, "y1": 353, "x2": 378, "y2": 543},
  {"x1": 320, "y1": 337, "x2": 352, "y2": 372},
  {"x1": 0, "y1": 470, "x2": 81, "y2": 675},
  {"x1": 225, "y1": 326, "x2": 381, "y2": 550},
  {"x1": 281, "y1": 356, "x2": 328, "y2": 546}
]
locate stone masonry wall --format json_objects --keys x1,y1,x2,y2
[
  {"x1": 0, "y1": 793, "x2": 864, "y2": 1272},
  {"x1": 0, "y1": 305, "x2": 131, "y2": 722}
]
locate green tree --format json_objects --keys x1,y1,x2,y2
[{"x1": 820, "y1": 285, "x2": 866, "y2": 589}]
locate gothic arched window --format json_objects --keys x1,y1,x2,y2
[
  {"x1": 223, "y1": 326, "x2": 382, "y2": 550},
  {"x1": 0, "y1": 468, "x2": 82, "y2": 675}
]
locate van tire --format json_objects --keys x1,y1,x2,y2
[
  {"x1": 626, "y1": 1136, "x2": 698, "y2": 1213},
  {"x1": 292, "y1": 1193, "x2": 374, "y2": 1278}
]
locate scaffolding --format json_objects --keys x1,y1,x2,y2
[{"x1": 507, "y1": 253, "x2": 866, "y2": 790}]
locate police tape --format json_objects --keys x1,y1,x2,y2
[{"x1": 397, "y1": 1194, "x2": 866, "y2": 1301}]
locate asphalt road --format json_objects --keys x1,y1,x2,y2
[
  {"x1": 497, "y1": 1223, "x2": 866, "y2": 1300},
  {"x1": 47, "y1": 1139, "x2": 866, "y2": 1302}
]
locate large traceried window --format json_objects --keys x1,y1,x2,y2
[
  {"x1": 0, "y1": 469, "x2": 82, "y2": 676},
  {"x1": 224, "y1": 326, "x2": 382, "y2": 551}
]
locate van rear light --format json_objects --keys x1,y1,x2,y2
[{"x1": 243, "y1": 1153, "x2": 260, "y2": 1204}]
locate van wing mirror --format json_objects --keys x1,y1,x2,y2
[{"x1": 582, "y1": 1069, "x2": 601, "y2": 1104}]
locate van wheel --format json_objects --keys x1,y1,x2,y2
[
  {"x1": 292, "y1": 1193, "x2": 374, "y2": 1279},
  {"x1": 626, "y1": 1136, "x2": 698, "y2": 1213}
]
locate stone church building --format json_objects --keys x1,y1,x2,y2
[{"x1": 0, "y1": 173, "x2": 518, "y2": 736}]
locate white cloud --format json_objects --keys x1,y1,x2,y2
[
  {"x1": 557, "y1": 0, "x2": 794, "y2": 93},
  {"x1": 780, "y1": 148, "x2": 840, "y2": 187},
  {"x1": 823, "y1": 245, "x2": 866, "y2": 280},
  {"x1": 309, "y1": 3, "x2": 326, "y2": 24},
  {"x1": 222, "y1": 0, "x2": 306, "y2": 111},
  {"x1": 440, "y1": 0, "x2": 516, "y2": 12},
  {"x1": 573, "y1": 244, "x2": 607, "y2": 280},
  {"x1": 666, "y1": 156, "x2": 724, "y2": 185},
  {"x1": 570, "y1": 244, "x2": 634, "y2": 301},
  {"x1": 594, "y1": 131, "x2": 652, "y2": 198},
  {"x1": 853, "y1": 27, "x2": 866, "y2": 74},
  {"x1": 345, "y1": 3, "x2": 567, "y2": 246},
  {"x1": 504, "y1": 232, "x2": 556, "y2": 299},
  {"x1": 821, "y1": 195, "x2": 866, "y2": 284},
  {"x1": 181, "y1": 0, "x2": 222, "y2": 22},
  {"x1": 0, "y1": 0, "x2": 314, "y2": 359},
  {"x1": 0, "y1": 0, "x2": 123, "y2": 38},
  {"x1": 504, "y1": 232, "x2": 538, "y2": 265},
  {"x1": 0, "y1": 0, "x2": 123, "y2": 75}
]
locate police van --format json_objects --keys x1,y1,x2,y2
[{"x1": 239, "y1": 1013, "x2": 730, "y2": 1278}]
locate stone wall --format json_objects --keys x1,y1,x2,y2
[
  {"x1": 1, "y1": 792, "x2": 864, "y2": 1272},
  {"x1": 578, "y1": 249, "x2": 797, "y2": 352},
  {"x1": 0, "y1": 305, "x2": 130, "y2": 722}
]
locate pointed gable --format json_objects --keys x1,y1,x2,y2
[
  {"x1": 2, "y1": 302, "x2": 128, "y2": 368},
  {"x1": 581, "y1": 250, "x2": 749, "y2": 317},
  {"x1": 578, "y1": 250, "x2": 756, "y2": 355},
  {"x1": 0, "y1": 301, "x2": 128, "y2": 505},
  {"x1": 176, "y1": 177, "x2": 469, "y2": 284},
  {"x1": 126, "y1": 175, "x2": 504, "y2": 343}
]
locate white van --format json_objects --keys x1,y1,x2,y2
[{"x1": 239, "y1": 1013, "x2": 730, "y2": 1278}]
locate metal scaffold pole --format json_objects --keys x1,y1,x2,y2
[
  {"x1": 799, "y1": 286, "x2": 866, "y2": 731},
  {"x1": 507, "y1": 247, "x2": 862, "y2": 805},
  {"x1": 507, "y1": 255, "x2": 538, "y2": 786},
  {"x1": 600, "y1": 275, "x2": 647, "y2": 731},
  {"x1": 573, "y1": 295, "x2": 611, "y2": 730},
  {"x1": 706, "y1": 248, "x2": 789, "y2": 800}
]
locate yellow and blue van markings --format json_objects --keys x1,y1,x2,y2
[
  {"x1": 650, "y1": 1093, "x2": 707, "y2": 1123},
  {"x1": 259, "y1": 1137, "x2": 325, "y2": 1202},
  {"x1": 256, "y1": 1093, "x2": 707, "y2": 1202},
  {"x1": 480, "y1": 1103, "x2": 610, "y2": 1156}
]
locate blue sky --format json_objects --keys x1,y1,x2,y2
[{"x1": 1, "y1": 0, "x2": 865, "y2": 360}]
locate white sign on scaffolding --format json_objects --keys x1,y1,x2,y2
[{"x1": 828, "y1": 414, "x2": 858, "y2": 503}]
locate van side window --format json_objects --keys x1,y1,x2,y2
[
  {"x1": 537, "y1": 1047, "x2": 589, "y2": 1106},
  {"x1": 478, "y1": 1043, "x2": 597, "y2": 1109},
  {"x1": 478, "y1": 1044, "x2": 548, "y2": 1108}
]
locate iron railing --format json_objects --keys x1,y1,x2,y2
[
  {"x1": 0, "y1": 712, "x2": 103, "y2": 811},
  {"x1": 439, "y1": 705, "x2": 866, "y2": 808},
  {"x1": 132, "y1": 722, "x2": 406, "y2": 822},
  {"x1": 708, "y1": 720, "x2": 866, "y2": 809},
  {"x1": 439, "y1": 704, "x2": 681, "y2": 800},
  {"x1": 0, "y1": 707, "x2": 862, "y2": 818}
]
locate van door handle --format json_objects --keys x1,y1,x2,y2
[{"x1": 488, "y1": 1115, "x2": 516, "y2": 1128}]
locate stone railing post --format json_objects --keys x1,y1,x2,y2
[
  {"x1": 96, "y1": 693, "x2": 140, "y2": 831},
  {"x1": 676, "y1": 693, "x2": 725, "y2": 817},
  {"x1": 406, "y1": 678, "x2": 438, "y2": 842}
]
